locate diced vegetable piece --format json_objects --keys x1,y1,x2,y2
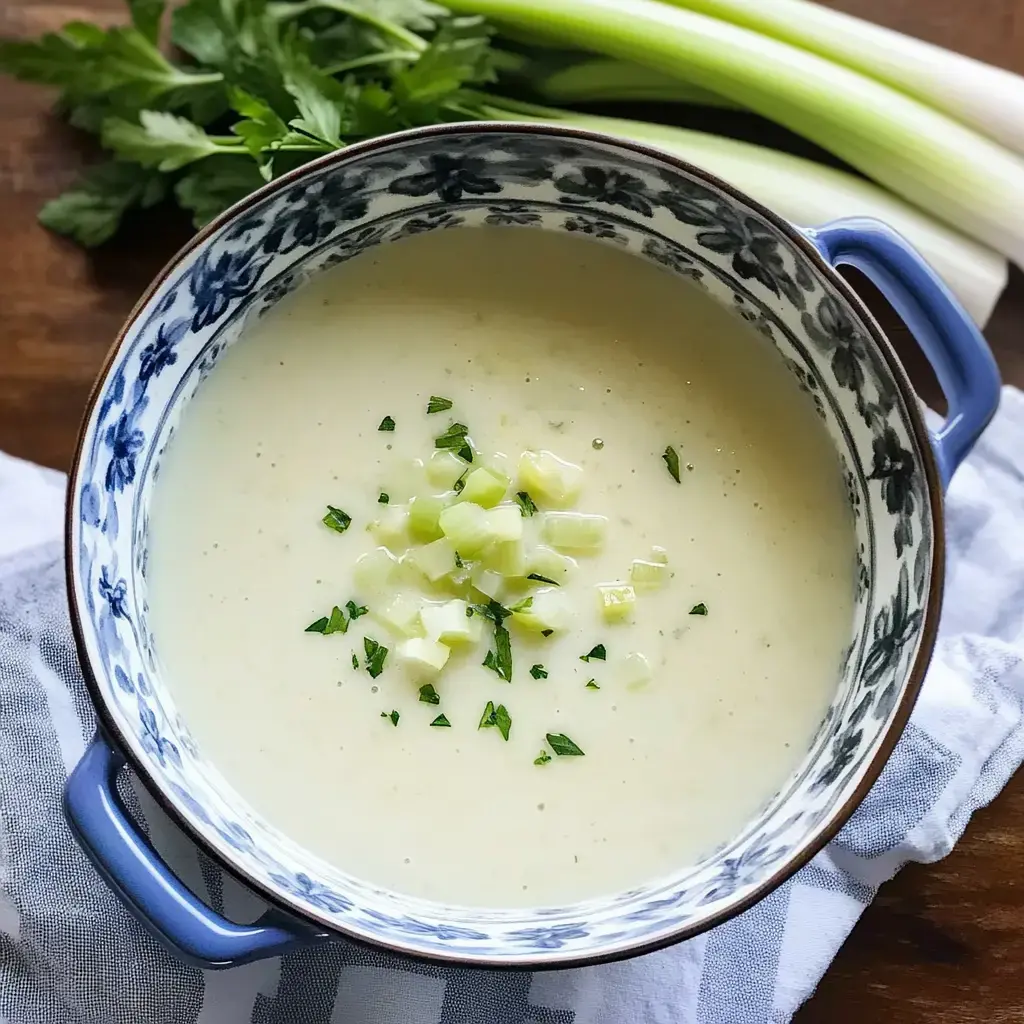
[
  {"x1": 353, "y1": 546, "x2": 399, "y2": 593},
  {"x1": 367, "y1": 504, "x2": 408, "y2": 548},
  {"x1": 408, "y1": 537, "x2": 459, "y2": 583},
  {"x1": 486, "y1": 505, "x2": 523, "y2": 543},
  {"x1": 630, "y1": 558, "x2": 669, "y2": 589},
  {"x1": 619, "y1": 651, "x2": 653, "y2": 690},
  {"x1": 511, "y1": 587, "x2": 573, "y2": 634},
  {"x1": 372, "y1": 593, "x2": 425, "y2": 637},
  {"x1": 380, "y1": 457, "x2": 425, "y2": 503},
  {"x1": 397, "y1": 637, "x2": 451, "y2": 676},
  {"x1": 482, "y1": 539, "x2": 526, "y2": 577},
  {"x1": 427, "y1": 450, "x2": 468, "y2": 489},
  {"x1": 459, "y1": 466, "x2": 510, "y2": 508},
  {"x1": 650, "y1": 545, "x2": 669, "y2": 564},
  {"x1": 439, "y1": 501, "x2": 493, "y2": 557},
  {"x1": 542, "y1": 512, "x2": 608, "y2": 553},
  {"x1": 597, "y1": 582, "x2": 636, "y2": 623},
  {"x1": 518, "y1": 450, "x2": 584, "y2": 508},
  {"x1": 471, "y1": 566, "x2": 507, "y2": 601},
  {"x1": 408, "y1": 495, "x2": 447, "y2": 542},
  {"x1": 526, "y1": 544, "x2": 577, "y2": 583},
  {"x1": 421, "y1": 599, "x2": 483, "y2": 644}
]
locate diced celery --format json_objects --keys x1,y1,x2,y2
[
  {"x1": 486, "y1": 505, "x2": 523, "y2": 543},
  {"x1": 511, "y1": 587, "x2": 573, "y2": 633},
  {"x1": 439, "y1": 502, "x2": 492, "y2": 557},
  {"x1": 353, "y1": 546, "x2": 399, "y2": 593},
  {"x1": 408, "y1": 495, "x2": 446, "y2": 542},
  {"x1": 483, "y1": 539, "x2": 526, "y2": 577},
  {"x1": 421, "y1": 599, "x2": 483, "y2": 644},
  {"x1": 367, "y1": 505, "x2": 408, "y2": 548},
  {"x1": 471, "y1": 566, "x2": 507, "y2": 601},
  {"x1": 426, "y1": 450, "x2": 468, "y2": 489},
  {"x1": 630, "y1": 559, "x2": 668, "y2": 589},
  {"x1": 542, "y1": 512, "x2": 608, "y2": 553},
  {"x1": 651, "y1": 545, "x2": 669, "y2": 564},
  {"x1": 526, "y1": 544, "x2": 577, "y2": 583},
  {"x1": 459, "y1": 466, "x2": 510, "y2": 508},
  {"x1": 620, "y1": 651, "x2": 653, "y2": 690},
  {"x1": 372, "y1": 593, "x2": 425, "y2": 637},
  {"x1": 397, "y1": 637, "x2": 450, "y2": 676},
  {"x1": 408, "y1": 537, "x2": 459, "y2": 582},
  {"x1": 597, "y1": 582, "x2": 636, "y2": 623},
  {"x1": 518, "y1": 450, "x2": 583, "y2": 508}
]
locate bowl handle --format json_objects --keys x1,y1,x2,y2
[
  {"x1": 64, "y1": 734, "x2": 329, "y2": 968},
  {"x1": 805, "y1": 217, "x2": 1001, "y2": 489}
]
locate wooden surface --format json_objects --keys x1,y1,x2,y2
[{"x1": 1, "y1": 0, "x2": 1023, "y2": 1018}]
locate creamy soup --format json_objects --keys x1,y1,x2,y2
[{"x1": 148, "y1": 226, "x2": 854, "y2": 908}]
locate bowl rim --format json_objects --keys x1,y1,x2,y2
[{"x1": 64, "y1": 119, "x2": 946, "y2": 969}]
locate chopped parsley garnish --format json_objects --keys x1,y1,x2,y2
[
  {"x1": 472, "y1": 599, "x2": 513, "y2": 624},
  {"x1": 434, "y1": 422, "x2": 473, "y2": 463},
  {"x1": 430, "y1": 713, "x2": 451, "y2": 728},
  {"x1": 690, "y1": 602, "x2": 709, "y2": 616},
  {"x1": 381, "y1": 709, "x2": 399, "y2": 726},
  {"x1": 427, "y1": 396, "x2": 454, "y2": 414},
  {"x1": 541, "y1": 629, "x2": 554, "y2": 637},
  {"x1": 662, "y1": 445, "x2": 681, "y2": 483},
  {"x1": 530, "y1": 664, "x2": 548, "y2": 679},
  {"x1": 378, "y1": 492, "x2": 389, "y2": 504},
  {"x1": 378, "y1": 416, "x2": 396, "y2": 432},
  {"x1": 305, "y1": 616, "x2": 329, "y2": 634},
  {"x1": 363, "y1": 637, "x2": 388, "y2": 678},
  {"x1": 534, "y1": 750, "x2": 552, "y2": 766},
  {"x1": 509, "y1": 596, "x2": 533, "y2": 613},
  {"x1": 351, "y1": 653, "x2": 359, "y2": 670},
  {"x1": 585, "y1": 679, "x2": 600, "y2": 690},
  {"x1": 526, "y1": 573, "x2": 559, "y2": 586},
  {"x1": 546, "y1": 733, "x2": 585, "y2": 756},
  {"x1": 580, "y1": 644, "x2": 607, "y2": 663},
  {"x1": 324, "y1": 605, "x2": 348, "y2": 635},
  {"x1": 346, "y1": 600, "x2": 369, "y2": 620},
  {"x1": 479, "y1": 701, "x2": 511, "y2": 741},
  {"x1": 455, "y1": 552, "x2": 464, "y2": 568},
  {"x1": 515, "y1": 490, "x2": 538, "y2": 516},
  {"x1": 482, "y1": 623, "x2": 512, "y2": 682},
  {"x1": 322, "y1": 505, "x2": 352, "y2": 534},
  {"x1": 418, "y1": 683, "x2": 440, "y2": 705}
]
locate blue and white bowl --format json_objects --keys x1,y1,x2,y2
[{"x1": 64, "y1": 123, "x2": 1000, "y2": 970}]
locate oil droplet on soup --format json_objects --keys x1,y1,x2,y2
[{"x1": 147, "y1": 226, "x2": 855, "y2": 907}]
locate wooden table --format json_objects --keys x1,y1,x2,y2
[{"x1": 1, "y1": 0, "x2": 1022, "y2": 1018}]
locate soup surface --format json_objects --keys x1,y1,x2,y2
[{"x1": 148, "y1": 226, "x2": 854, "y2": 907}]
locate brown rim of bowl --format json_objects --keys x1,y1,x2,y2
[{"x1": 64, "y1": 120, "x2": 947, "y2": 970}]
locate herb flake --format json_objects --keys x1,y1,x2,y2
[
  {"x1": 585, "y1": 679, "x2": 600, "y2": 690},
  {"x1": 434, "y1": 422, "x2": 473, "y2": 463},
  {"x1": 662, "y1": 445, "x2": 681, "y2": 483},
  {"x1": 322, "y1": 505, "x2": 352, "y2": 534},
  {"x1": 530, "y1": 664, "x2": 548, "y2": 680},
  {"x1": 547, "y1": 732, "x2": 585, "y2": 756},
  {"x1": 515, "y1": 490, "x2": 538, "y2": 516},
  {"x1": 479, "y1": 701, "x2": 511, "y2": 741},
  {"x1": 690, "y1": 602, "x2": 709, "y2": 616},
  {"x1": 363, "y1": 637, "x2": 388, "y2": 678},
  {"x1": 378, "y1": 492, "x2": 389, "y2": 504},
  {"x1": 351, "y1": 653, "x2": 359, "y2": 670},
  {"x1": 526, "y1": 573, "x2": 559, "y2": 586},
  {"x1": 324, "y1": 605, "x2": 348, "y2": 635},
  {"x1": 381, "y1": 709, "x2": 400, "y2": 726},
  {"x1": 346, "y1": 600, "x2": 369, "y2": 620},
  {"x1": 305, "y1": 616, "x2": 329, "y2": 634},
  {"x1": 534, "y1": 750, "x2": 552, "y2": 766},
  {"x1": 418, "y1": 683, "x2": 440, "y2": 705},
  {"x1": 426, "y1": 396, "x2": 453, "y2": 414},
  {"x1": 430, "y1": 713, "x2": 451, "y2": 727},
  {"x1": 482, "y1": 622, "x2": 512, "y2": 682},
  {"x1": 378, "y1": 416, "x2": 396, "y2": 432},
  {"x1": 580, "y1": 644, "x2": 607, "y2": 663}
]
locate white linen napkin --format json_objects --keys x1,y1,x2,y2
[{"x1": 1, "y1": 388, "x2": 1022, "y2": 1023}]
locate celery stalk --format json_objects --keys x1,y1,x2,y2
[{"x1": 453, "y1": 0, "x2": 1024, "y2": 266}]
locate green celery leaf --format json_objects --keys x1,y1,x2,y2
[
  {"x1": 128, "y1": 0, "x2": 166, "y2": 44},
  {"x1": 102, "y1": 111, "x2": 226, "y2": 171}
]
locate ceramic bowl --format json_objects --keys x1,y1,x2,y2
[{"x1": 64, "y1": 123, "x2": 1000, "y2": 970}]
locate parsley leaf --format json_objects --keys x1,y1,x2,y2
[
  {"x1": 418, "y1": 683, "x2": 440, "y2": 704},
  {"x1": 479, "y1": 701, "x2": 511, "y2": 740},
  {"x1": 351, "y1": 652, "x2": 359, "y2": 670},
  {"x1": 515, "y1": 491, "x2": 538, "y2": 516},
  {"x1": 662, "y1": 445, "x2": 681, "y2": 483},
  {"x1": 526, "y1": 573, "x2": 558, "y2": 586},
  {"x1": 305, "y1": 616, "x2": 329, "y2": 633},
  {"x1": 324, "y1": 605, "x2": 348, "y2": 634},
  {"x1": 363, "y1": 637, "x2": 388, "y2": 677},
  {"x1": 378, "y1": 492, "x2": 389, "y2": 504},
  {"x1": 381, "y1": 709, "x2": 400, "y2": 726},
  {"x1": 585, "y1": 679, "x2": 600, "y2": 690},
  {"x1": 378, "y1": 415, "x2": 396, "y2": 431},
  {"x1": 580, "y1": 644, "x2": 606, "y2": 663},
  {"x1": 690, "y1": 602, "x2": 709, "y2": 616},
  {"x1": 426, "y1": 395, "x2": 453, "y2": 413},
  {"x1": 430, "y1": 713, "x2": 451, "y2": 727},
  {"x1": 346, "y1": 600, "x2": 368, "y2": 619},
  {"x1": 434, "y1": 422, "x2": 473, "y2": 462},
  {"x1": 471, "y1": 599, "x2": 512, "y2": 624},
  {"x1": 478, "y1": 700, "x2": 496, "y2": 729},
  {"x1": 529, "y1": 664, "x2": 548, "y2": 679},
  {"x1": 102, "y1": 111, "x2": 224, "y2": 172},
  {"x1": 482, "y1": 622, "x2": 512, "y2": 681},
  {"x1": 322, "y1": 505, "x2": 352, "y2": 533},
  {"x1": 534, "y1": 750, "x2": 552, "y2": 766},
  {"x1": 546, "y1": 732, "x2": 585, "y2": 756}
]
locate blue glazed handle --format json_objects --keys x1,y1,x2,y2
[
  {"x1": 807, "y1": 217, "x2": 1000, "y2": 489},
  {"x1": 64, "y1": 734, "x2": 328, "y2": 968}
]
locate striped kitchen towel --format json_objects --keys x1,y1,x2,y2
[{"x1": 0, "y1": 388, "x2": 1022, "y2": 1023}]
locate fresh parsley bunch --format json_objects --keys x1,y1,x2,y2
[{"x1": 0, "y1": 0, "x2": 502, "y2": 244}]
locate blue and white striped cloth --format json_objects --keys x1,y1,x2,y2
[{"x1": 1, "y1": 388, "x2": 1023, "y2": 1023}]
